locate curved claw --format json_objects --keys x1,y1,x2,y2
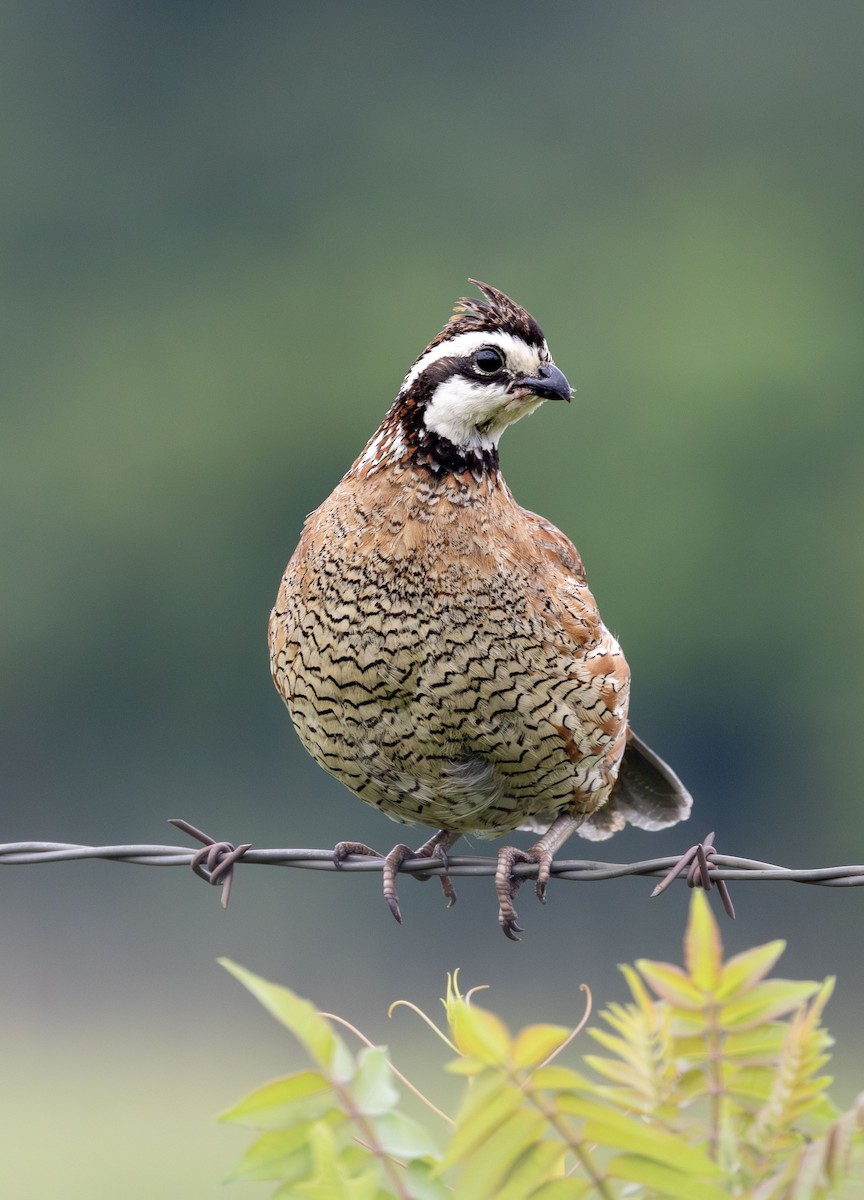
[
  {"x1": 495, "y1": 845, "x2": 555, "y2": 939},
  {"x1": 382, "y1": 844, "x2": 415, "y2": 924},
  {"x1": 534, "y1": 849, "x2": 554, "y2": 905},
  {"x1": 427, "y1": 842, "x2": 457, "y2": 908},
  {"x1": 500, "y1": 913, "x2": 525, "y2": 941}
]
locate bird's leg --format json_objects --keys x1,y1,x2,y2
[
  {"x1": 382, "y1": 829, "x2": 461, "y2": 924},
  {"x1": 496, "y1": 813, "x2": 585, "y2": 941}
]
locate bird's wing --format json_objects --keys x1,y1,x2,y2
[{"x1": 519, "y1": 507, "x2": 588, "y2": 585}]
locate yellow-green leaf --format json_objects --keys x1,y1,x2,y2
[
  {"x1": 350, "y1": 1046, "x2": 398, "y2": 1116},
  {"x1": 530, "y1": 1064, "x2": 592, "y2": 1092},
  {"x1": 717, "y1": 939, "x2": 787, "y2": 1000},
  {"x1": 371, "y1": 1111, "x2": 440, "y2": 1160},
  {"x1": 684, "y1": 889, "x2": 724, "y2": 991},
  {"x1": 219, "y1": 959, "x2": 345, "y2": 1074},
  {"x1": 724, "y1": 1025, "x2": 788, "y2": 1060},
  {"x1": 587, "y1": 1025, "x2": 648, "y2": 1068},
  {"x1": 530, "y1": 1179, "x2": 593, "y2": 1199},
  {"x1": 558, "y1": 1096, "x2": 722, "y2": 1175},
  {"x1": 446, "y1": 1057, "x2": 487, "y2": 1076},
  {"x1": 511, "y1": 1024, "x2": 572, "y2": 1070},
  {"x1": 293, "y1": 1122, "x2": 379, "y2": 1200},
  {"x1": 607, "y1": 1153, "x2": 731, "y2": 1200},
  {"x1": 721, "y1": 979, "x2": 821, "y2": 1030},
  {"x1": 442, "y1": 1076, "x2": 523, "y2": 1168},
  {"x1": 636, "y1": 959, "x2": 706, "y2": 1009},
  {"x1": 583, "y1": 1054, "x2": 649, "y2": 1092},
  {"x1": 225, "y1": 1127, "x2": 315, "y2": 1183},
  {"x1": 452, "y1": 1109, "x2": 546, "y2": 1200},
  {"x1": 450, "y1": 1002, "x2": 511, "y2": 1064},
  {"x1": 620, "y1": 963, "x2": 657, "y2": 1015},
  {"x1": 220, "y1": 1070, "x2": 333, "y2": 1128},
  {"x1": 493, "y1": 1141, "x2": 566, "y2": 1200},
  {"x1": 405, "y1": 1159, "x2": 452, "y2": 1200}
]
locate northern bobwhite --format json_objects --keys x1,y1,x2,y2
[{"x1": 270, "y1": 281, "x2": 691, "y2": 938}]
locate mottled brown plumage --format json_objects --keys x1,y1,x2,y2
[{"x1": 270, "y1": 281, "x2": 691, "y2": 937}]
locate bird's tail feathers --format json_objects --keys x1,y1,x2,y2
[{"x1": 577, "y1": 730, "x2": 693, "y2": 842}]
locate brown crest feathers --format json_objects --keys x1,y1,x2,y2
[{"x1": 426, "y1": 279, "x2": 546, "y2": 351}]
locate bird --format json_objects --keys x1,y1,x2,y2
[{"x1": 269, "y1": 280, "x2": 691, "y2": 938}]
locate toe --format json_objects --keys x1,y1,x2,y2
[
  {"x1": 333, "y1": 840, "x2": 381, "y2": 868},
  {"x1": 381, "y1": 844, "x2": 415, "y2": 925},
  {"x1": 534, "y1": 849, "x2": 553, "y2": 905}
]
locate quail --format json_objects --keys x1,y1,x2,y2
[{"x1": 270, "y1": 281, "x2": 691, "y2": 938}]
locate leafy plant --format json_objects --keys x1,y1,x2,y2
[{"x1": 220, "y1": 892, "x2": 864, "y2": 1198}]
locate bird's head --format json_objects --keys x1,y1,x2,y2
[
  {"x1": 399, "y1": 280, "x2": 572, "y2": 457},
  {"x1": 352, "y1": 281, "x2": 573, "y2": 481}
]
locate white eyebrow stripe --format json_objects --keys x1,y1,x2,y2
[{"x1": 400, "y1": 330, "x2": 549, "y2": 393}]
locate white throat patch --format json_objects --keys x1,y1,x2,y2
[{"x1": 423, "y1": 375, "x2": 545, "y2": 451}]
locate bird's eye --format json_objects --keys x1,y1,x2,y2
[{"x1": 474, "y1": 347, "x2": 505, "y2": 374}]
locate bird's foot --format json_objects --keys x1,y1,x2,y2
[
  {"x1": 495, "y1": 844, "x2": 554, "y2": 941},
  {"x1": 335, "y1": 832, "x2": 458, "y2": 925},
  {"x1": 333, "y1": 840, "x2": 382, "y2": 866},
  {"x1": 382, "y1": 832, "x2": 458, "y2": 924}
]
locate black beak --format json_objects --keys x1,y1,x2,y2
[{"x1": 519, "y1": 363, "x2": 572, "y2": 404}]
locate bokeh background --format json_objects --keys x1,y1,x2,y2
[{"x1": 2, "y1": 2, "x2": 863, "y2": 1195}]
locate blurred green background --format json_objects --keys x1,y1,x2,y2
[{"x1": 2, "y1": 2, "x2": 863, "y2": 1195}]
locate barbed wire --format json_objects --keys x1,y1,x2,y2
[{"x1": 2, "y1": 821, "x2": 863, "y2": 917}]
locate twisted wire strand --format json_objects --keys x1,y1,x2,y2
[{"x1": 2, "y1": 835, "x2": 863, "y2": 885}]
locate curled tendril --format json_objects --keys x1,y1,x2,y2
[
  {"x1": 321, "y1": 1011, "x2": 454, "y2": 1126},
  {"x1": 536, "y1": 983, "x2": 593, "y2": 1070},
  {"x1": 387, "y1": 999, "x2": 458, "y2": 1052}
]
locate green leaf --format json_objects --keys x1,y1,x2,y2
[
  {"x1": 586, "y1": 1025, "x2": 647, "y2": 1068},
  {"x1": 371, "y1": 1111, "x2": 440, "y2": 1160},
  {"x1": 724, "y1": 1064, "x2": 780, "y2": 1101},
  {"x1": 824, "y1": 1093, "x2": 864, "y2": 1183},
  {"x1": 723, "y1": 1024, "x2": 788, "y2": 1060},
  {"x1": 582, "y1": 1054, "x2": 649, "y2": 1091},
  {"x1": 530, "y1": 1179, "x2": 593, "y2": 1199},
  {"x1": 219, "y1": 959, "x2": 348, "y2": 1075},
  {"x1": 635, "y1": 959, "x2": 706, "y2": 1009},
  {"x1": 608, "y1": 1154, "x2": 732, "y2": 1200},
  {"x1": 220, "y1": 1070, "x2": 334, "y2": 1128},
  {"x1": 442, "y1": 1075, "x2": 523, "y2": 1168},
  {"x1": 511, "y1": 1023, "x2": 573, "y2": 1070},
  {"x1": 351, "y1": 1047, "x2": 399, "y2": 1116},
  {"x1": 452, "y1": 1109, "x2": 546, "y2": 1200},
  {"x1": 446, "y1": 1057, "x2": 488, "y2": 1076},
  {"x1": 530, "y1": 1064, "x2": 592, "y2": 1092},
  {"x1": 620, "y1": 962, "x2": 657, "y2": 1015},
  {"x1": 225, "y1": 1126, "x2": 316, "y2": 1183},
  {"x1": 493, "y1": 1140, "x2": 566, "y2": 1200},
  {"x1": 450, "y1": 1002, "x2": 511, "y2": 1064},
  {"x1": 292, "y1": 1122, "x2": 380, "y2": 1200},
  {"x1": 721, "y1": 979, "x2": 821, "y2": 1030},
  {"x1": 684, "y1": 889, "x2": 724, "y2": 992},
  {"x1": 405, "y1": 1159, "x2": 452, "y2": 1200},
  {"x1": 717, "y1": 940, "x2": 787, "y2": 1000},
  {"x1": 558, "y1": 1095, "x2": 723, "y2": 1175}
]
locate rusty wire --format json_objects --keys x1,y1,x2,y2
[{"x1": 1, "y1": 821, "x2": 863, "y2": 915}]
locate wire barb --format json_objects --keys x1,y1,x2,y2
[
  {"x1": 650, "y1": 832, "x2": 736, "y2": 919},
  {"x1": 168, "y1": 819, "x2": 253, "y2": 909}
]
